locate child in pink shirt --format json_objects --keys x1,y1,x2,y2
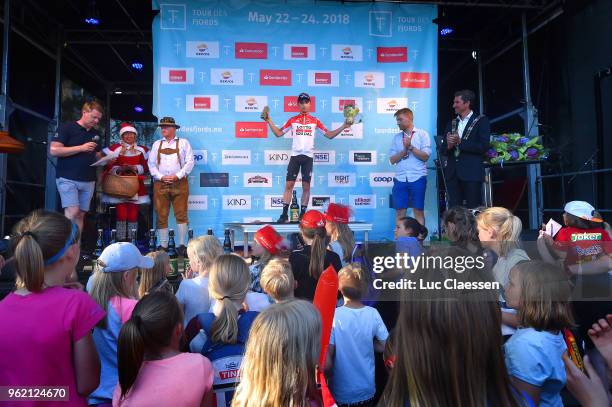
[
  {"x1": 0, "y1": 210, "x2": 105, "y2": 406},
  {"x1": 113, "y1": 291, "x2": 213, "y2": 406}
]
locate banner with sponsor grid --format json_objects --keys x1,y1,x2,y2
[{"x1": 152, "y1": 0, "x2": 438, "y2": 240}]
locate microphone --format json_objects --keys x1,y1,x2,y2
[
  {"x1": 451, "y1": 118, "x2": 458, "y2": 134},
  {"x1": 26, "y1": 137, "x2": 47, "y2": 145},
  {"x1": 92, "y1": 135, "x2": 100, "y2": 142}
]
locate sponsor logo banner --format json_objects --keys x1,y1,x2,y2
[
  {"x1": 222, "y1": 195, "x2": 252, "y2": 210},
  {"x1": 349, "y1": 151, "x2": 377, "y2": 165},
  {"x1": 400, "y1": 72, "x2": 430, "y2": 88},
  {"x1": 264, "y1": 195, "x2": 285, "y2": 210},
  {"x1": 354, "y1": 71, "x2": 385, "y2": 88},
  {"x1": 307, "y1": 70, "x2": 340, "y2": 87},
  {"x1": 210, "y1": 68, "x2": 244, "y2": 85},
  {"x1": 235, "y1": 42, "x2": 268, "y2": 59},
  {"x1": 283, "y1": 44, "x2": 315, "y2": 60},
  {"x1": 188, "y1": 195, "x2": 208, "y2": 210},
  {"x1": 284, "y1": 96, "x2": 316, "y2": 112},
  {"x1": 310, "y1": 195, "x2": 335, "y2": 209},
  {"x1": 313, "y1": 150, "x2": 336, "y2": 165},
  {"x1": 200, "y1": 173, "x2": 229, "y2": 187},
  {"x1": 376, "y1": 97, "x2": 408, "y2": 114},
  {"x1": 333, "y1": 122, "x2": 364, "y2": 139},
  {"x1": 260, "y1": 69, "x2": 292, "y2": 86},
  {"x1": 369, "y1": 172, "x2": 395, "y2": 187},
  {"x1": 186, "y1": 41, "x2": 219, "y2": 58},
  {"x1": 235, "y1": 95, "x2": 268, "y2": 112},
  {"x1": 350, "y1": 194, "x2": 377, "y2": 209},
  {"x1": 377, "y1": 47, "x2": 408, "y2": 63},
  {"x1": 186, "y1": 95, "x2": 219, "y2": 112},
  {"x1": 192, "y1": 150, "x2": 208, "y2": 165},
  {"x1": 161, "y1": 67, "x2": 194, "y2": 84},
  {"x1": 244, "y1": 172, "x2": 273, "y2": 187},
  {"x1": 235, "y1": 122, "x2": 268, "y2": 138},
  {"x1": 264, "y1": 150, "x2": 291, "y2": 165},
  {"x1": 331, "y1": 44, "x2": 363, "y2": 61},
  {"x1": 221, "y1": 150, "x2": 251, "y2": 165},
  {"x1": 328, "y1": 172, "x2": 356, "y2": 187},
  {"x1": 331, "y1": 97, "x2": 364, "y2": 114}
]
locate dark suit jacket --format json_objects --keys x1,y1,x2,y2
[{"x1": 440, "y1": 113, "x2": 490, "y2": 182}]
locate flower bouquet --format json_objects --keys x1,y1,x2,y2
[{"x1": 486, "y1": 133, "x2": 548, "y2": 164}]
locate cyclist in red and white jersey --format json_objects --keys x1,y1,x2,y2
[{"x1": 263, "y1": 93, "x2": 349, "y2": 223}]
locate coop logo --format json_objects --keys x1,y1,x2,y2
[
  {"x1": 210, "y1": 68, "x2": 244, "y2": 86},
  {"x1": 235, "y1": 122, "x2": 268, "y2": 138},
  {"x1": 307, "y1": 71, "x2": 339, "y2": 87},
  {"x1": 400, "y1": 72, "x2": 431, "y2": 88},
  {"x1": 259, "y1": 69, "x2": 292, "y2": 86},
  {"x1": 222, "y1": 195, "x2": 252, "y2": 210},
  {"x1": 328, "y1": 173, "x2": 356, "y2": 187},
  {"x1": 332, "y1": 122, "x2": 363, "y2": 139},
  {"x1": 188, "y1": 195, "x2": 208, "y2": 210},
  {"x1": 331, "y1": 97, "x2": 363, "y2": 114},
  {"x1": 376, "y1": 98, "x2": 408, "y2": 114},
  {"x1": 284, "y1": 96, "x2": 316, "y2": 112},
  {"x1": 283, "y1": 44, "x2": 315, "y2": 60},
  {"x1": 331, "y1": 44, "x2": 363, "y2": 61},
  {"x1": 161, "y1": 67, "x2": 194, "y2": 84},
  {"x1": 377, "y1": 47, "x2": 408, "y2": 63},
  {"x1": 186, "y1": 41, "x2": 219, "y2": 58},
  {"x1": 350, "y1": 151, "x2": 377, "y2": 165},
  {"x1": 264, "y1": 150, "x2": 291, "y2": 165},
  {"x1": 310, "y1": 195, "x2": 335, "y2": 209},
  {"x1": 369, "y1": 172, "x2": 395, "y2": 187},
  {"x1": 355, "y1": 71, "x2": 385, "y2": 88},
  {"x1": 186, "y1": 95, "x2": 219, "y2": 112},
  {"x1": 235, "y1": 96, "x2": 268, "y2": 112},
  {"x1": 350, "y1": 194, "x2": 377, "y2": 209},
  {"x1": 200, "y1": 173, "x2": 229, "y2": 188},
  {"x1": 244, "y1": 173, "x2": 272, "y2": 188},
  {"x1": 221, "y1": 150, "x2": 251, "y2": 165},
  {"x1": 265, "y1": 195, "x2": 285, "y2": 210},
  {"x1": 235, "y1": 42, "x2": 268, "y2": 59},
  {"x1": 192, "y1": 150, "x2": 208, "y2": 165},
  {"x1": 313, "y1": 150, "x2": 336, "y2": 165}
]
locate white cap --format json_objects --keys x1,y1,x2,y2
[
  {"x1": 98, "y1": 242, "x2": 154, "y2": 273},
  {"x1": 119, "y1": 126, "x2": 138, "y2": 137},
  {"x1": 564, "y1": 201, "x2": 603, "y2": 223}
]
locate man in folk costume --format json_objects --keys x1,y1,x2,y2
[
  {"x1": 148, "y1": 117, "x2": 194, "y2": 253},
  {"x1": 101, "y1": 122, "x2": 150, "y2": 241}
]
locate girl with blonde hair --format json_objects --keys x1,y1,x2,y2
[
  {"x1": 232, "y1": 299, "x2": 322, "y2": 407},
  {"x1": 185, "y1": 254, "x2": 259, "y2": 406},
  {"x1": 138, "y1": 250, "x2": 171, "y2": 298},
  {"x1": 324, "y1": 203, "x2": 355, "y2": 266},
  {"x1": 176, "y1": 235, "x2": 222, "y2": 326},
  {"x1": 0, "y1": 210, "x2": 105, "y2": 405}
]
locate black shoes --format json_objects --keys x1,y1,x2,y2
[{"x1": 277, "y1": 213, "x2": 289, "y2": 223}]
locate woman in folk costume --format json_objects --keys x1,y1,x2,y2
[{"x1": 101, "y1": 122, "x2": 150, "y2": 241}]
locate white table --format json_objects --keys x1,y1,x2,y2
[{"x1": 224, "y1": 222, "x2": 374, "y2": 257}]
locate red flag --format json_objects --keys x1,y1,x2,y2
[{"x1": 313, "y1": 265, "x2": 339, "y2": 407}]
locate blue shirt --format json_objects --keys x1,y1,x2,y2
[
  {"x1": 388, "y1": 128, "x2": 432, "y2": 182},
  {"x1": 395, "y1": 236, "x2": 423, "y2": 260},
  {"x1": 330, "y1": 305, "x2": 389, "y2": 404},
  {"x1": 54, "y1": 121, "x2": 101, "y2": 182},
  {"x1": 504, "y1": 328, "x2": 567, "y2": 407}
]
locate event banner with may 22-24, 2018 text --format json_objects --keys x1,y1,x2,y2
[{"x1": 152, "y1": 0, "x2": 438, "y2": 240}]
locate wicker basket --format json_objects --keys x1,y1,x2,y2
[{"x1": 102, "y1": 174, "x2": 139, "y2": 199}]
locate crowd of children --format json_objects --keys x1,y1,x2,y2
[{"x1": 0, "y1": 200, "x2": 611, "y2": 407}]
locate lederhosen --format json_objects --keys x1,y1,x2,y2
[{"x1": 153, "y1": 138, "x2": 189, "y2": 228}]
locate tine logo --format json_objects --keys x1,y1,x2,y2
[
  {"x1": 400, "y1": 72, "x2": 431, "y2": 88},
  {"x1": 194, "y1": 97, "x2": 210, "y2": 109},
  {"x1": 332, "y1": 97, "x2": 363, "y2": 113},
  {"x1": 339, "y1": 99, "x2": 356, "y2": 110},
  {"x1": 307, "y1": 71, "x2": 339, "y2": 87},
  {"x1": 377, "y1": 47, "x2": 408, "y2": 63},
  {"x1": 315, "y1": 72, "x2": 331, "y2": 85},
  {"x1": 235, "y1": 42, "x2": 268, "y2": 59},
  {"x1": 169, "y1": 70, "x2": 186, "y2": 82},
  {"x1": 292, "y1": 46, "x2": 308, "y2": 58},
  {"x1": 284, "y1": 96, "x2": 316, "y2": 112},
  {"x1": 186, "y1": 95, "x2": 219, "y2": 112},
  {"x1": 283, "y1": 44, "x2": 315, "y2": 60},
  {"x1": 161, "y1": 68, "x2": 194, "y2": 84}
]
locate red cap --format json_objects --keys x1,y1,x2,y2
[
  {"x1": 300, "y1": 210, "x2": 326, "y2": 229},
  {"x1": 119, "y1": 122, "x2": 137, "y2": 137},
  {"x1": 254, "y1": 225, "x2": 283, "y2": 255},
  {"x1": 325, "y1": 203, "x2": 350, "y2": 224}
]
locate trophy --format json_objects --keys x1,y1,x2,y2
[
  {"x1": 260, "y1": 105, "x2": 270, "y2": 121},
  {"x1": 342, "y1": 104, "x2": 360, "y2": 125}
]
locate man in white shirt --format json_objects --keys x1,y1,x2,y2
[
  {"x1": 148, "y1": 117, "x2": 195, "y2": 251},
  {"x1": 388, "y1": 108, "x2": 431, "y2": 226}
]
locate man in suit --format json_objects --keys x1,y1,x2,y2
[{"x1": 440, "y1": 89, "x2": 490, "y2": 208}]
